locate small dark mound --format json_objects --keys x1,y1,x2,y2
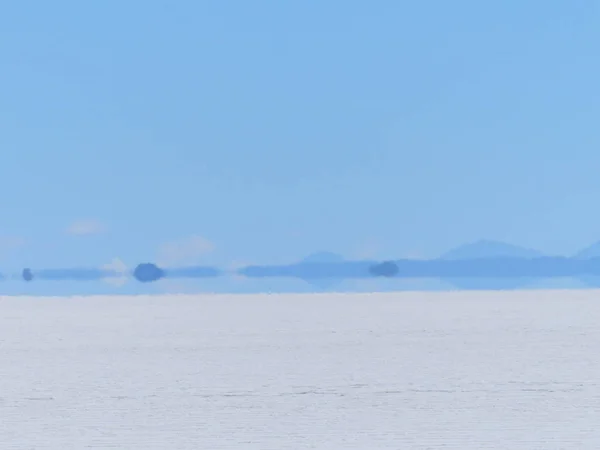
[
  {"x1": 369, "y1": 261, "x2": 399, "y2": 277},
  {"x1": 22, "y1": 268, "x2": 33, "y2": 282},
  {"x1": 133, "y1": 263, "x2": 165, "y2": 282}
]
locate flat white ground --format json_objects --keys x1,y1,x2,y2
[{"x1": 1, "y1": 290, "x2": 599, "y2": 449}]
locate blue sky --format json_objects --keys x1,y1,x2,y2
[{"x1": 0, "y1": 1, "x2": 599, "y2": 294}]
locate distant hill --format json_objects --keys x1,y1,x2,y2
[
  {"x1": 440, "y1": 239, "x2": 544, "y2": 260},
  {"x1": 299, "y1": 251, "x2": 345, "y2": 290},
  {"x1": 574, "y1": 241, "x2": 600, "y2": 259},
  {"x1": 301, "y1": 251, "x2": 344, "y2": 264},
  {"x1": 572, "y1": 241, "x2": 600, "y2": 287},
  {"x1": 438, "y1": 240, "x2": 543, "y2": 290}
]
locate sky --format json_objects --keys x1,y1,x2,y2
[{"x1": 0, "y1": 0, "x2": 599, "y2": 294}]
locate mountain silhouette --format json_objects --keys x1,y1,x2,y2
[
  {"x1": 298, "y1": 251, "x2": 345, "y2": 290},
  {"x1": 301, "y1": 252, "x2": 344, "y2": 264},
  {"x1": 572, "y1": 241, "x2": 600, "y2": 287},
  {"x1": 440, "y1": 239, "x2": 544, "y2": 260},
  {"x1": 439, "y1": 240, "x2": 543, "y2": 290},
  {"x1": 574, "y1": 241, "x2": 600, "y2": 259}
]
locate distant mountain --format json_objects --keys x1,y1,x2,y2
[
  {"x1": 438, "y1": 240, "x2": 542, "y2": 290},
  {"x1": 574, "y1": 241, "x2": 600, "y2": 259},
  {"x1": 299, "y1": 251, "x2": 345, "y2": 290},
  {"x1": 301, "y1": 251, "x2": 344, "y2": 264},
  {"x1": 568, "y1": 241, "x2": 600, "y2": 287},
  {"x1": 440, "y1": 239, "x2": 544, "y2": 260}
]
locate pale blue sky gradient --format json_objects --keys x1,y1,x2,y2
[{"x1": 0, "y1": 1, "x2": 599, "y2": 293}]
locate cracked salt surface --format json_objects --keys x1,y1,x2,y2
[{"x1": 1, "y1": 290, "x2": 600, "y2": 449}]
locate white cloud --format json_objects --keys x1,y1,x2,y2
[
  {"x1": 227, "y1": 260, "x2": 253, "y2": 283},
  {"x1": 157, "y1": 235, "x2": 215, "y2": 267},
  {"x1": 153, "y1": 235, "x2": 217, "y2": 293},
  {"x1": 101, "y1": 258, "x2": 128, "y2": 287},
  {"x1": 66, "y1": 219, "x2": 106, "y2": 236}
]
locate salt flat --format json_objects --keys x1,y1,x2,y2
[{"x1": 1, "y1": 290, "x2": 600, "y2": 449}]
